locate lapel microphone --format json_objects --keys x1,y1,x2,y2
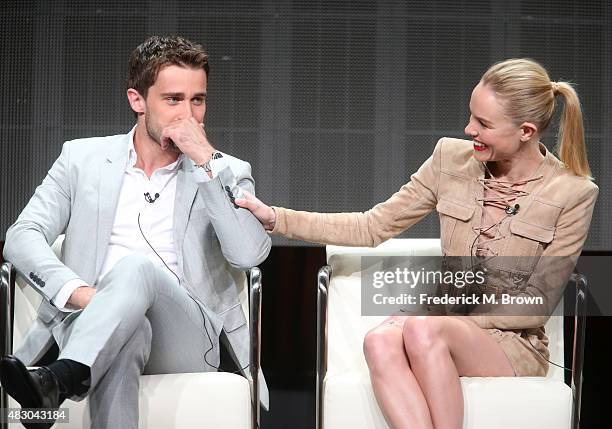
[
  {"x1": 144, "y1": 192, "x2": 160, "y2": 203},
  {"x1": 505, "y1": 204, "x2": 520, "y2": 215}
]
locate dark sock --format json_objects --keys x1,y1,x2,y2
[{"x1": 47, "y1": 359, "x2": 91, "y2": 397}]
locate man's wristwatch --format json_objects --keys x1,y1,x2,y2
[{"x1": 196, "y1": 151, "x2": 223, "y2": 172}]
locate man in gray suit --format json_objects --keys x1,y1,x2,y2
[{"x1": 0, "y1": 35, "x2": 270, "y2": 429}]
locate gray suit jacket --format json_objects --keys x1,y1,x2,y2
[{"x1": 3, "y1": 130, "x2": 271, "y2": 405}]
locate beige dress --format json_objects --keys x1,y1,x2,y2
[{"x1": 271, "y1": 137, "x2": 598, "y2": 376}]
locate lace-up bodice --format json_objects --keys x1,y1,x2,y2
[{"x1": 473, "y1": 169, "x2": 544, "y2": 258}]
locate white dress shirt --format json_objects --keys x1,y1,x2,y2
[{"x1": 52, "y1": 130, "x2": 227, "y2": 311}]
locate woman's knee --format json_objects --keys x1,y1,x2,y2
[
  {"x1": 402, "y1": 316, "x2": 448, "y2": 359},
  {"x1": 363, "y1": 325, "x2": 405, "y2": 371}
]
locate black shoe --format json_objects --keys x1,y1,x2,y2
[{"x1": 0, "y1": 355, "x2": 63, "y2": 429}]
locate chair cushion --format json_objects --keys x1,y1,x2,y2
[
  {"x1": 9, "y1": 372, "x2": 252, "y2": 429},
  {"x1": 323, "y1": 373, "x2": 572, "y2": 429}
]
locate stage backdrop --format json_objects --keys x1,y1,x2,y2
[{"x1": 1, "y1": 0, "x2": 610, "y2": 249}]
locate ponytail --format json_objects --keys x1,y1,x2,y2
[{"x1": 553, "y1": 82, "x2": 591, "y2": 178}]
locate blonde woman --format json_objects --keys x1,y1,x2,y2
[{"x1": 236, "y1": 59, "x2": 598, "y2": 429}]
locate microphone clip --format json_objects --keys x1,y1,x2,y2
[
  {"x1": 505, "y1": 204, "x2": 520, "y2": 215},
  {"x1": 144, "y1": 192, "x2": 160, "y2": 203}
]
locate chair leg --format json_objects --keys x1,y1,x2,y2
[
  {"x1": 316, "y1": 265, "x2": 331, "y2": 429},
  {"x1": 249, "y1": 267, "x2": 262, "y2": 429},
  {"x1": 1, "y1": 262, "x2": 15, "y2": 429},
  {"x1": 571, "y1": 273, "x2": 587, "y2": 429}
]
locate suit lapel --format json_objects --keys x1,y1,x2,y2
[
  {"x1": 95, "y1": 135, "x2": 130, "y2": 277},
  {"x1": 173, "y1": 162, "x2": 199, "y2": 276}
]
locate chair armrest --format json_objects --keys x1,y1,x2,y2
[
  {"x1": 1, "y1": 262, "x2": 15, "y2": 357},
  {"x1": 247, "y1": 267, "x2": 261, "y2": 429},
  {"x1": 316, "y1": 265, "x2": 332, "y2": 429}
]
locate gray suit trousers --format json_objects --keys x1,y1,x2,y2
[{"x1": 54, "y1": 254, "x2": 220, "y2": 429}]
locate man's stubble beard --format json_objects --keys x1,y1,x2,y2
[{"x1": 145, "y1": 115, "x2": 181, "y2": 153}]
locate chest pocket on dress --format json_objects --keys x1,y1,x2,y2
[
  {"x1": 436, "y1": 198, "x2": 474, "y2": 253},
  {"x1": 508, "y1": 198, "x2": 562, "y2": 260}
]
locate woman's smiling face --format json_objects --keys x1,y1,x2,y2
[{"x1": 464, "y1": 81, "x2": 526, "y2": 163}]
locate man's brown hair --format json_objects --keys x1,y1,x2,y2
[{"x1": 127, "y1": 35, "x2": 209, "y2": 98}]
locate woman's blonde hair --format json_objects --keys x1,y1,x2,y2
[{"x1": 481, "y1": 58, "x2": 591, "y2": 178}]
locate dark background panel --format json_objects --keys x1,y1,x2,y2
[{"x1": 1, "y1": 0, "x2": 610, "y2": 250}]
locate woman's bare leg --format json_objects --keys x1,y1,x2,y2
[
  {"x1": 363, "y1": 317, "x2": 433, "y2": 429},
  {"x1": 402, "y1": 316, "x2": 515, "y2": 429}
]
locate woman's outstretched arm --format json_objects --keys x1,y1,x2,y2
[{"x1": 235, "y1": 138, "x2": 445, "y2": 247}]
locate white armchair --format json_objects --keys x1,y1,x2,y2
[
  {"x1": 1, "y1": 235, "x2": 262, "y2": 429},
  {"x1": 316, "y1": 238, "x2": 586, "y2": 429}
]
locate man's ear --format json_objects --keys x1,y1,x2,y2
[
  {"x1": 127, "y1": 88, "x2": 145, "y2": 115},
  {"x1": 519, "y1": 121, "x2": 538, "y2": 142}
]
